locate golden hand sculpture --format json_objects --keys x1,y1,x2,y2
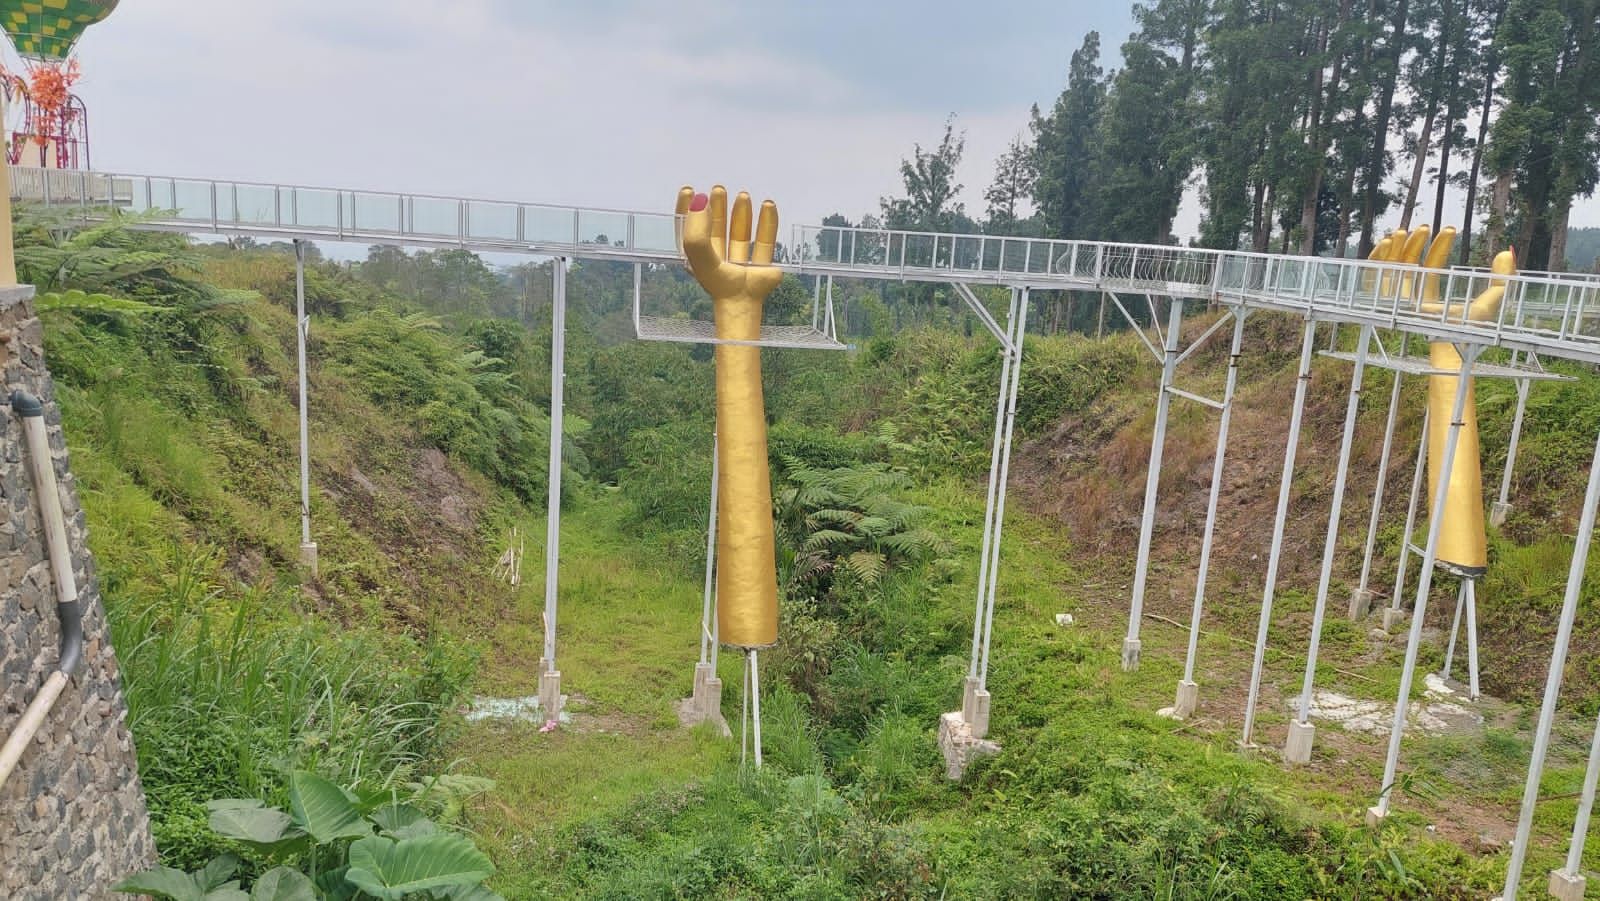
[
  {"x1": 1368, "y1": 227, "x2": 1517, "y2": 576},
  {"x1": 677, "y1": 185, "x2": 782, "y2": 648}
]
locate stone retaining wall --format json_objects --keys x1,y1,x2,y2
[{"x1": 1, "y1": 284, "x2": 154, "y2": 898}]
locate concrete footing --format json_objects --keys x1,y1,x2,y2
[
  {"x1": 961, "y1": 677, "x2": 992, "y2": 738},
  {"x1": 1122, "y1": 637, "x2": 1142, "y2": 672},
  {"x1": 1348, "y1": 587, "x2": 1375, "y2": 620},
  {"x1": 539, "y1": 669, "x2": 563, "y2": 721},
  {"x1": 1549, "y1": 869, "x2": 1587, "y2": 901},
  {"x1": 1284, "y1": 719, "x2": 1315, "y2": 764},
  {"x1": 679, "y1": 662, "x2": 729, "y2": 735},
  {"x1": 1365, "y1": 805, "x2": 1387, "y2": 828},
  {"x1": 1173, "y1": 679, "x2": 1198, "y2": 719},
  {"x1": 1381, "y1": 607, "x2": 1408, "y2": 631},
  {"x1": 938, "y1": 711, "x2": 1000, "y2": 780},
  {"x1": 299, "y1": 541, "x2": 319, "y2": 578},
  {"x1": 1490, "y1": 501, "x2": 1514, "y2": 529}
]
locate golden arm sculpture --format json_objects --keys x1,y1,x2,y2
[
  {"x1": 676, "y1": 185, "x2": 782, "y2": 649},
  {"x1": 1368, "y1": 227, "x2": 1516, "y2": 576}
]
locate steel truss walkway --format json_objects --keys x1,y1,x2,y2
[{"x1": 12, "y1": 164, "x2": 1600, "y2": 900}]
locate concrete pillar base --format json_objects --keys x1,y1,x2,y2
[
  {"x1": 679, "y1": 666, "x2": 730, "y2": 735},
  {"x1": 1122, "y1": 637, "x2": 1142, "y2": 672},
  {"x1": 938, "y1": 711, "x2": 1000, "y2": 780},
  {"x1": 1173, "y1": 679, "x2": 1199, "y2": 719},
  {"x1": 539, "y1": 670, "x2": 563, "y2": 721},
  {"x1": 1365, "y1": 805, "x2": 1387, "y2": 828},
  {"x1": 1490, "y1": 501, "x2": 1514, "y2": 529},
  {"x1": 1381, "y1": 608, "x2": 1408, "y2": 631},
  {"x1": 1348, "y1": 587, "x2": 1375, "y2": 620},
  {"x1": 962, "y1": 687, "x2": 992, "y2": 739},
  {"x1": 1284, "y1": 720, "x2": 1315, "y2": 764},
  {"x1": 299, "y1": 541, "x2": 319, "y2": 578},
  {"x1": 1549, "y1": 869, "x2": 1587, "y2": 901}
]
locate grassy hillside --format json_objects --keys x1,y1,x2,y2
[{"x1": 23, "y1": 212, "x2": 1600, "y2": 897}]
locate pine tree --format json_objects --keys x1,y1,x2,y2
[{"x1": 1030, "y1": 32, "x2": 1108, "y2": 239}]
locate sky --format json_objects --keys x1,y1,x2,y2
[{"x1": 43, "y1": 0, "x2": 1600, "y2": 249}]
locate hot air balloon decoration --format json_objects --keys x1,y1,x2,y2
[{"x1": 0, "y1": 0, "x2": 118, "y2": 169}]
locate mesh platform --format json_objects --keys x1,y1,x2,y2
[{"x1": 635, "y1": 315, "x2": 847, "y2": 350}]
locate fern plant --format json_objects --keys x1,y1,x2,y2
[{"x1": 774, "y1": 457, "x2": 947, "y2": 596}]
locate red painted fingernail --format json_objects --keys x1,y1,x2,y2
[{"x1": 690, "y1": 193, "x2": 708, "y2": 212}]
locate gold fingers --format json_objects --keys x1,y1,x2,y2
[
  {"x1": 729, "y1": 192, "x2": 753, "y2": 264},
  {"x1": 753, "y1": 200, "x2": 778, "y2": 266},
  {"x1": 709, "y1": 186, "x2": 728, "y2": 261}
]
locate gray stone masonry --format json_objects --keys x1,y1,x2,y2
[{"x1": 1, "y1": 285, "x2": 155, "y2": 898}]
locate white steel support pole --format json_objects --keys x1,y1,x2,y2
[
  {"x1": 1502, "y1": 421, "x2": 1600, "y2": 900},
  {"x1": 1353, "y1": 369, "x2": 1405, "y2": 618},
  {"x1": 1371, "y1": 344, "x2": 1480, "y2": 824},
  {"x1": 973, "y1": 289, "x2": 1029, "y2": 730},
  {"x1": 1287, "y1": 324, "x2": 1373, "y2": 763},
  {"x1": 1125, "y1": 297, "x2": 1186, "y2": 672},
  {"x1": 1241, "y1": 314, "x2": 1317, "y2": 748},
  {"x1": 1553, "y1": 708, "x2": 1600, "y2": 899},
  {"x1": 1493, "y1": 374, "x2": 1532, "y2": 528},
  {"x1": 964, "y1": 288, "x2": 1022, "y2": 732},
  {"x1": 293, "y1": 240, "x2": 317, "y2": 577},
  {"x1": 539, "y1": 259, "x2": 568, "y2": 721},
  {"x1": 689, "y1": 433, "x2": 723, "y2": 728},
  {"x1": 1386, "y1": 406, "x2": 1431, "y2": 630},
  {"x1": 1174, "y1": 308, "x2": 1247, "y2": 718}
]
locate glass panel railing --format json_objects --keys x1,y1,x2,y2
[
  {"x1": 234, "y1": 184, "x2": 277, "y2": 225},
  {"x1": 290, "y1": 188, "x2": 339, "y2": 230},
  {"x1": 351, "y1": 192, "x2": 401, "y2": 233},
  {"x1": 467, "y1": 201, "x2": 517, "y2": 241},
  {"x1": 171, "y1": 179, "x2": 213, "y2": 221},
  {"x1": 409, "y1": 196, "x2": 457, "y2": 237},
  {"x1": 525, "y1": 205, "x2": 574, "y2": 245},
  {"x1": 633, "y1": 213, "x2": 677, "y2": 253},
  {"x1": 578, "y1": 210, "x2": 627, "y2": 248}
]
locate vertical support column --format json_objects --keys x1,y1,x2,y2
[
  {"x1": 293, "y1": 240, "x2": 317, "y2": 577},
  {"x1": 1385, "y1": 406, "x2": 1431, "y2": 631},
  {"x1": 1287, "y1": 324, "x2": 1373, "y2": 763},
  {"x1": 964, "y1": 288, "x2": 1022, "y2": 736},
  {"x1": 1464, "y1": 577, "x2": 1481, "y2": 700},
  {"x1": 687, "y1": 435, "x2": 724, "y2": 730},
  {"x1": 539, "y1": 258, "x2": 568, "y2": 722},
  {"x1": 1501, "y1": 421, "x2": 1600, "y2": 899},
  {"x1": 970, "y1": 288, "x2": 1030, "y2": 739},
  {"x1": 1492, "y1": 373, "x2": 1532, "y2": 528},
  {"x1": 1550, "y1": 708, "x2": 1600, "y2": 901},
  {"x1": 1352, "y1": 368, "x2": 1405, "y2": 618},
  {"x1": 1173, "y1": 309, "x2": 1247, "y2": 719},
  {"x1": 1370, "y1": 345, "x2": 1480, "y2": 825},
  {"x1": 1240, "y1": 315, "x2": 1317, "y2": 748},
  {"x1": 1125, "y1": 298, "x2": 1186, "y2": 672}
]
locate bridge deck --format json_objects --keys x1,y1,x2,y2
[{"x1": 10, "y1": 166, "x2": 1600, "y2": 365}]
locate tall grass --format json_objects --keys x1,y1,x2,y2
[{"x1": 111, "y1": 546, "x2": 473, "y2": 869}]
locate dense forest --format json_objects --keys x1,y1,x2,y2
[{"x1": 826, "y1": 0, "x2": 1600, "y2": 273}]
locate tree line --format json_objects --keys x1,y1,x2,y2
[{"x1": 850, "y1": 0, "x2": 1600, "y2": 272}]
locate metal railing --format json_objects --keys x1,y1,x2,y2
[{"x1": 11, "y1": 164, "x2": 1600, "y2": 363}]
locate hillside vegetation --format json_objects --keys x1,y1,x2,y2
[{"x1": 22, "y1": 212, "x2": 1600, "y2": 898}]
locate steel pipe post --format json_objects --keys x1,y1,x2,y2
[
  {"x1": 1371, "y1": 345, "x2": 1480, "y2": 824},
  {"x1": 1352, "y1": 369, "x2": 1405, "y2": 618},
  {"x1": 1493, "y1": 374, "x2": 1532, "y2": 528},
  {"x1": 974, "y1": 288, "x2": 1030, "y2": 738},
  {"x1": 1125, "y1": 298, "x2": 1186, "y2": 671},
  {"x1": 1551, "y1": 708, "x2": 1600, "y2": 900},
  {"x1": 540, "y1": 259, "x2": 568, "y2": 721},
  {"x1": 1287, "y1": 324, "x2": 1373, "y2": 763},
  {"x1": 293, "y1": 241, "x2": 317, "y2": 576},
  {"x1": 965, "y1": 287, "x2": 1022, "y2": 732},
  {"x1": 1174, "y1": 308, "x2": 1247, "y2": 718},
  {"x1": 1241, "y1": 315, "x2": 1317, "y2": 748},
  {"x1": 1385, "y1": 406, "x2": 1432, "y2": 631},
  {"x1": 1501, "y1": 419, "x2": 1600, "y2": 899}
]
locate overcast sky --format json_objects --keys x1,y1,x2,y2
[{"x1": 51, "y1": 0, "x2": 1600, "y2": 247}]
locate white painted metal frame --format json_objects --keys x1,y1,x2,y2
[{"x1": 293, "y1": 241, "x2": 315, "y2": 572}]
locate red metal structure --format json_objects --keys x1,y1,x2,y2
[{"x1": 4, "y1": 75, "x2": 88, "y2": 169}]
